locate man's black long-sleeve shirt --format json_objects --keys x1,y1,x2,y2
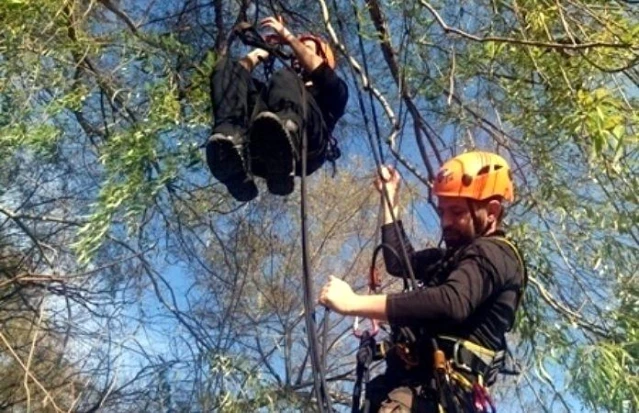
[{"x1": 381, "y1": 221, "x2": 525, "y2": 351}]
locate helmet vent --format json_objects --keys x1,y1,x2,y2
[
  {"x1": 477, "y1": 165, "x2": 491, "y2": 176},
  {"x1": 494, "y1": 164, "x2": 503, "y2": 171},
  {"x1": 462, "y1": 174, "x2": 473, "y2": 186}
]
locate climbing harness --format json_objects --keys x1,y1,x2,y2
[{"x1": 350, "y1": 234, "x2": 527, "y2": 412}]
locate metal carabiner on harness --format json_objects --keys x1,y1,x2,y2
[
  {"x1": 353, "y1": 316, "x2": 380, "y2": 338},
  {"x1": 353, "y1": 265, "x2": 382, "y2": 338}
]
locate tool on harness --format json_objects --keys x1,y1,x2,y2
[
  {"x1": 434, "y1": 347, "x2": 462, "y2": 413},
  {"x1": 351, "y1": 243, "x2": 419, "y2": 413},
  {"x1": 472, "y1": 381, "x2": 496, "y2": 413},
  {"x1": 353, "y1": 243, "x2": 418, "y2": 366}
]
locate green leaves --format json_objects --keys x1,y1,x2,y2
[
  {"x1": 573, "y1": 342, "x2": 639, "y2": 412},
  {"x1": 74, "y1": 123, "x2": 176, "y2": 264},
  {"x1": 566, "y1": 88, "x2": 628, "y2": 162}
]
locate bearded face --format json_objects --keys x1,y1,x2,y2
[{"x1": 437, "y1": 196, "x2": 504, "y2": 249}]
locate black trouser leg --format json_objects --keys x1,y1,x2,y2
[
  {"x1": 254, "y1": 69, "x2": 328, "y2": 176},
  {"x1": 210, "y1": 57, "x2": 263, "y2": 137},
  {"x1": 206, "y1": 57, "x2": 260, "y2": 201}
]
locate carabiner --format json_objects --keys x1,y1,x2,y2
[{"x1": 353, "y1": 316, "x2": 379, "y2": 338}]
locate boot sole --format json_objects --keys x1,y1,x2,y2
[
  {"x1": 206, "y1": 138, "x2": 257, "y2": 202},
  {"x1": 249, "y1": 115, "x2": 294, "y2": 196}
]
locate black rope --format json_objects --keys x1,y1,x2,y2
[
  {"x1": 296, "y1": 42, "x2": 332, "y2": 412},
  {"x1": 347, "y1": 8, "x2": 449, "y2": 373},
  {"x1": 231, "y1": 24, "x2": 333, "y2": 412},
  {"x1": 301, "y1": 92, "x2": 333, "y2": 412},
  {"x1": 351, "y1": 330, "x2": 375, "y2": 413},
  {"x1": 330, "y1": 2, "x2": 457, "y2": 408},
  {"x1": 348, "y1": 1, "x2": 417, "y2": 293}
]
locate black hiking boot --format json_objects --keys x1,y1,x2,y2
[
  {"x1": 249, "y1": 111, "x2": 300, "y2": 196},
  {"x1": 205, "y1": 133, "x2": 258, "y2": 202}
]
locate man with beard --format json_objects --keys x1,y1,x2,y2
[
  {"x1": 206, "y1": 16, "x2": 348, "y2": 201},
  {"x1": 319, "y1": 152, "x2": 527, "y2": 412}
]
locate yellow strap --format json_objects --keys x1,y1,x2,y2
[
  {"x1": 450, "y1": 370, "x2": 474, "y2": 390},
  {"x1": 491, "y1": 236, "x2": 528, "y2": 310},
  {"x1": 438, "y1": 335, "x2": 498, "y2": 368},
  {"x1": 438, "y1": 335, "x2": 497, "y2": 358},
  {"x1": 377, "y1": 341, "x2": 387, "y2": 358},
  {"x1": 492, "y1": 236, "x2": 524, "y2": 272},
  {"x1": 459, "y1": 339, "x2": 497, "y2": 359}
]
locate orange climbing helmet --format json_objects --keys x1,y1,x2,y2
[
  {"x1": 298, "y1": 34, "x2": 336, "y2": 69},
  {"x1": 433, "y1": 151, "x2": 514, "y2": 202}
]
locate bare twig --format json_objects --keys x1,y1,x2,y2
[
  {"x1": 418, "y1": 0, "x2": 636, "y2": 50},
  {"x1": 0, "y1": 332, "x2": 65, "y2": 413}
]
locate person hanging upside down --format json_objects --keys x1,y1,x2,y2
[{"x1": 206, "y1": 16, "x2": 349, "y2": 201}]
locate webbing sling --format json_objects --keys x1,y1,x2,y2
[
  {"x1": 436, "y1": 336, "x2": 505, "y2": 386},
  {"x1": 490, "y1": 236, "x2": 528, "y2": 328}
]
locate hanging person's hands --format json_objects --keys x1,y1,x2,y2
[
  {"x1": 239, "y1": 48, "x2": 271, "y2": 72},
  {"x1": 260, "y1": 16, "x2": 324, "y2": 73},
  {"x1": 260, "y1": 16, "x2": 295, "y2": 44}
]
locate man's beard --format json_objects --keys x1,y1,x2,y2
[{"x1": 443, "y1": 227, "x2": 473, "y2": 249}]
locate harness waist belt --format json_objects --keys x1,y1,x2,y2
[{"x1": 437, "y1": 336, "x2": 505, "y2": 386}]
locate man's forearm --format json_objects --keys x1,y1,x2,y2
[
  {"x1": 382, "y1": 197, "x2": 400, "y2": 224},
  {"x1": 347, "y1": 294, "x2": 388, "y2": 321}
]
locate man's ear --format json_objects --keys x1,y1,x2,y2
[{"x1": 486, "y1": 199, "x2": 502, "y2": 224}]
